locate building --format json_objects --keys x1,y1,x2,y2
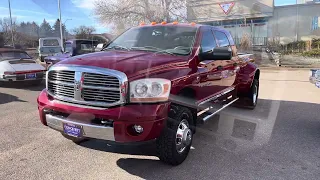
[{"x1": 187, "y1": 0, "x2": 320, "y2": 45}]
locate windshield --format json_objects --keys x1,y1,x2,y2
[
  {"x1": 42, "y1": 39, "x2": 60, "y2": 46},
  {"x1": 0, "y1": 51, "x2": 32, "y2": 60},
  {"x1": 64, "y1": 43, "x2": 72, "y2": 53},
  {"x1": 106, "y1": 26, "x2": 197, "y2": 55}
]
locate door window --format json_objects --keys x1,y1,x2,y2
[
  {"x1": 214, "y1": 31, "x2": 230, "y2": 47},
  {"x1": 200, "y1": 29, "x2": 217, "y2": 53}
]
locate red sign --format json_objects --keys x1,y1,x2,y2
[{"x1": 219, "y1": 2, "x2": 235, "y2": 15}]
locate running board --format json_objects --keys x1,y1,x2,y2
[{"x1": 198, "y1": 98, "x2": 239, "y2": 122}]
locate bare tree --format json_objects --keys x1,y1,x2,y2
[
  {"x1": 0, "y1": 17, "x2": 20, "y2": 46},
  {"x1": 72, "y1": 26, "x2": 96, "y2": 39},
  {"x1": 93, "y1": 0, "x2": 187, "y2": 34}
]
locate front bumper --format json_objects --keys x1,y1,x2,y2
[
  {"x1": 46, "y1": 114, "x2": 115, "y2": 141},
  {"x1": 37, "y1": 90, "x2": 169, "y2": 143},
  {"x1": 0, "y1": 72, "x2": 44, "y2": 82}
]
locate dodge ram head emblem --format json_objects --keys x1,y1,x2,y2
[{"x1": 74, "y1": 80, "x2": 81, "y2": 91}]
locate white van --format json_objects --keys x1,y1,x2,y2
[{"x1": 38, "y1": 37, "x2": 63, "y2": 62}]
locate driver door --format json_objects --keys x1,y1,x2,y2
[{"x1": 195, "y1": 27, "x2": 225, "y2": 103}]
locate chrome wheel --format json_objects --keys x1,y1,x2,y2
[
  {"x1": 253, "y1": 84, "x2": 258, "y2": 105},
  {"x1": 176, "y1": 118, "x2": 192, "y2": 154}
]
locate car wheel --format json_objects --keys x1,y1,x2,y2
[
  {"x1": 156, "y1": 105, "x2": 194, "y2": 165},
  {"x1": 247, "y1": 79, "x2": 259, "y2": 109},
  {"x1": 61, "y1": 133, "x2": 88, "y2": 144}
]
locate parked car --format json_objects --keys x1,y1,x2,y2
[
  {"x1": 38, "y1": 37, "x2": 63, "y2": 62},
  {"x1": 37, "y1": 23, "x2": 259, "y2": 165},
  {"x1": 0, "y1": 48, "x2": 45, "y2": 84},
  {"x1": 309, "y1": 69, "x2": 320, "y2": 87},
  {"x1": 44, "y1": 39, "x2": 98, "y2": 69}
]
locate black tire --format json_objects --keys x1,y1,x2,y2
[
  {"x1": 61, "y1": 133, "x2": 88, "y2": 144},
  {"x1": 156, "y1": 105, "x2": 194, "y2": 165},
  {"x1": 247, "y1": 79, "x2": 259, "y2": 109},
  {"x1": 40, "y1": 56, "x2": 44, "y2": 62}
]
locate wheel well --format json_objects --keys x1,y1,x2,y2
[{"x1": 175, "y1": 88, "x2": 197, "y2": 131}]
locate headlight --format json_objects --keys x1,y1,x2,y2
[{"x1": 130, "y1": 78, "x2": 171, "y2": 103}]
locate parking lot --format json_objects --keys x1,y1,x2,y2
[{"x1": 0, "y1": 68, "x2": 320, "y2": 180}]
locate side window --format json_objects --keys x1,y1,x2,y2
[
  {"x1": 214, "y1": 31, "x2": 230, "y2": 47},
  {"x1": 200, "y1": 29, "x2": 217, "y2": 53}
]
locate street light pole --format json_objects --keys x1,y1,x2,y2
[
  {"x1": 63, "y1": 19, "x2": 72, "y2": 42},
  {"x1": 8, "y1": 0, "x2": 14, "y2": 47},
  {"x1": 58, "y1": 0, "x2": 63, "y2": 50}
]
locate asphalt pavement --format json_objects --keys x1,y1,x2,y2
[{"x1": 0, "y1": 68, "x2": 320, "y2": 180}]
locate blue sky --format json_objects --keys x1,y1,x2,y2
[
  {"x1": 0, "y1": 0, "x2": 297, "y2": 34},
  {"x1": 0, "y1": 0, "x2": 109, "y2": 33}
]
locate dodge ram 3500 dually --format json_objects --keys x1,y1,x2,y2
[{"x1": 37, "y1": 22, "x2": 259, "y2": 165}]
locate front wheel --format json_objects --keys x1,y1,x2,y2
[{"x1": 156, "y1": 105, "x2": 194, "y2": 165}]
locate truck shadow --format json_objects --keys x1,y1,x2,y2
[
  {"x1": 0, "y1": 92, "x2": 26, "y2": 105},
  {"x1": 80, "y1": 99, "x2": 320, "y2": 179}
]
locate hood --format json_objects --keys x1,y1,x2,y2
[
  {"x1": 45, "y1": 53, "x2": 72, "y2": 63},
  {"x1": 57, "y1": 50, "x2": 189, "y2": 78}
]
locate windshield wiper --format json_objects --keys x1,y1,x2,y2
[
  {"x1": 131, "y1": 46, "x2": 162, "y2": 51},
  {"x1": 103, "y1": 45, "x2": 131, "y2": 51},
  {"x1": 154, "y1": 49, "x2": 177, "y2": 56}
]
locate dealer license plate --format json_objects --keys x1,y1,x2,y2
[
  {"x1": 26, "y1": 73, "x2": 36, "y2": 79},
  {"x1": 63, "y1": 123, "x2": 83, "y2": 137}
]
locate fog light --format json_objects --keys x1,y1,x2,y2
[{"x1": 133, "y1": 125, "x2": 143, "y2": 134}]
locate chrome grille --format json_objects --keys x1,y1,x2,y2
[
  {"x1": 83, "y1": 88, "x2": 120, "y2": 103},
  {"x1": 48, "y1": 82, "x2": 74, "y2": 98},
  {"x1": 46, "y1": 65, "x2": 128, "y2": 108},
  {"x1": 83, "y1": 73, "x2": 120, "y2": 88},
  {"x1": 48, "y1": 70, "x2": 75, "y2": 83}
]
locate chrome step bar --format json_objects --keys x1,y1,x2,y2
[
  {"x1": 198, "y1": 98, "x2": 239, "y2": 122},
  {"x1": 197, "y1": 87, "x2": 235, "y2": 106}
]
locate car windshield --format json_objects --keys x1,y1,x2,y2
[
  {"x1": 42, "y1": 39, "x2": 60, "y2": 46},
  {"x1": 106, "y1": 26, "x2": 197, "y2": 56},
  {"x1": 0, "y1": 51, "x2": 32, "y2": 60},
  {"x1": 64, "y1": 43, "x2": 72, "y2": 53}
]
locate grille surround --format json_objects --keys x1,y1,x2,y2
[{"x1": 46, "y1": 65, "x2": 128, "y2": 108}]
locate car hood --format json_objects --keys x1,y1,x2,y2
[
  {"x1": 45, "y1": 53, "x2": 72, "y2": 62},
  {"x1": 57, "y1": 50, "x2": 189, "y2": 78}
]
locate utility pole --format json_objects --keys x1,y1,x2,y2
[
  {"x1": 58, "y1": 0, "x2": 64, "y2": 50},
  {"x1": 295, "y1": 0, "x2": 299, "y2": 41},
  {"x1": 8, "y1": 0, "x2": 14, "y2": 47}
]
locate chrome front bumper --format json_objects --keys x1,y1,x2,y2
[{"x1": 45, "y1": 114, "x2": 115, "y2": 141}]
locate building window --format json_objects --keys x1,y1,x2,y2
[{"x1": 312, "y1": 16, "x2": 320, "y2": 31}]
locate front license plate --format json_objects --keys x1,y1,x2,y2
[
  {"x1": 26, "y1": 73, "x2": 36, "y2": 79},
  {"x1": 63, "y1": 123, "x2": 83, "y2": 137}
]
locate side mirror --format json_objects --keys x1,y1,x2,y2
[{"x1": 199, "y1": 47, "x2": 232, "y2": 61}]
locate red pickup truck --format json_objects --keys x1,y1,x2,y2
[{"x1": 37, "y1": 23, "x2": 259, "y2": 165}]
